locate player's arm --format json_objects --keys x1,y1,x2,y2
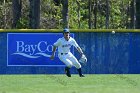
[
  {"x1": 72, "y1": 39, "x2": 87, "y2": 63},
  {"x1": 72, "y1": 39, "x2": 84, "y2": 56},
  {"x1": 77, "y1": 47, "x2": 84, "y2": 56},
  {"x1": 50, "y1": 38, "x2": 61, "y2": 60},
  {"x1": 50, "y1": 45, "x2": 57, "y2": 60},
  {"x1": 77, "y1": 46, "x2": 87, "y2": 63}
]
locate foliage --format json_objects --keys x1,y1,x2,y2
[
  {"x1": 0, "y1": 0, "x2": 12, "y2": 28},
  {"x1": 109, "y1": 0, "x2": 131, "y2": 29},
  {"x1": 40, "y1": 0, "x2": 62, "y2": 29},
  {"x1": 0, "y1": 0, "x2": 135, "y2": 29},
  {"x1": 16, "y1": 0, "x2": 29, "y2": 28}
]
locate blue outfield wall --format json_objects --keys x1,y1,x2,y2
[{"x1": 0, "y1": 29, "x2": 140, "y2": 74}]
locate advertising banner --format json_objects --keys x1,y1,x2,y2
[{"x1": 7, "y1": 33, "x2": 74, "y2": 66}]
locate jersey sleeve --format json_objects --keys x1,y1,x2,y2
[
  {"x1": 72, "y1": 38, "x2": 80, "y2": 48},
  {"x1": 54, "y1": 38, "x2": 61, "y2": 47}
]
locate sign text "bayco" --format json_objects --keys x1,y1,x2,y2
[{"x1": 12, "y1": 41, "x2": 53, "y2": 58}]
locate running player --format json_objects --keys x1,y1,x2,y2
[{"x1": 50, "y1": 28, "x2": 86, "y2": 77}]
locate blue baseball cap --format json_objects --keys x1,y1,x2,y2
[{"x1": 63, "y1": 28, "x2": 70, "y2": 33}]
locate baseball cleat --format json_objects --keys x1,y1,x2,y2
[
  {"x1": 80, "y1": 74, "x2": 85, "y2": 77},
  {"x1": 65, "y1": 67, "x2": 71, "y2": 77}
]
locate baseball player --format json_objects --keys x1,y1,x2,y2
[{"x1": 50, "y1": 28, "x2": 85, "y2": 77}]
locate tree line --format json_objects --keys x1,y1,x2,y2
[{"x1": 0, "y1": 0, "x2": 140, "y2": 29}]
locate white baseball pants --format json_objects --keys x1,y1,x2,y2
[{"x1": 58, "y1": 52, "x2": 81, "y2": 69}]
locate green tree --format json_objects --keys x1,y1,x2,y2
[
  {"x1": 0, "y1": 0, "x2": 12, "y2": 28},
  {"x1": 0, "y1": 0, "x2": 137, "y2": 29}
]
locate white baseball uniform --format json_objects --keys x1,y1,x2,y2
[{"x1": 54, "y1": 37, "x2": 81, "y2": 68}]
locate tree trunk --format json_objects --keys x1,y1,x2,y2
[
  {"x1": 93, "y1": 0, "x2": 97, "y2": 29},
  {"x1": 106, "y1": 0, "x2": 109, "y2": 29},
  {"x1": 4, "y1": 0, "x2": 6, "y2": 28},
  {"x1": 12, "y1": 0, "x2": 22, "y2": 28},
  {"x1": 88, "y1": 0, "x2": 92, "y2": 29},
  {"x1": 76, "y1": 0, "x2": 81, "y2": 28},
  {"x1": 62, "y1": 0, "x2": 69, "y2": 28},
  {"x1": 130, "y1": 0, "x2": 136, "y2": 29},
  {"x1": 29, "y1": 0, "x2": 40, "y2": 29},
  {"x1": 136, "y1": 0, "x2": 140, "y2": 28}
]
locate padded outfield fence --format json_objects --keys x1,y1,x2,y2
[{"x1": 0, "y1": 29, "x2": 140, "y2": 74}]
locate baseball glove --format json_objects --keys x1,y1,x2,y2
[{"x1": 79, "y1": 54, "x2": 87, "y2": 64}]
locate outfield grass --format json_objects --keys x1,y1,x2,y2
[{"x1": 0, "y1": 74, "x2": 140, "y2": 93}]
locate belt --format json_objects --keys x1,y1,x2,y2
[{"x1": 60, "y1": 53, "x2": 68, "y2": 55}]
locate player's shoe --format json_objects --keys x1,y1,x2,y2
[
  {"x1": 65, "y1": 67, "x2": 71, "y2": 77},
  {"x1": 80, "y1": 74, "x2": 85, "y2": 77},
  {"x1": 77, "y1": 68, "x2": 85, "y2": 77}
]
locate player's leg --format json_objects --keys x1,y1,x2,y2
[
  {"x1": 68, "y1": 52, "x2": 85, "y2": 77},
  {"x1": 77, "y1": 68, "x2": 85, "y2": 77},
  {"x1": 59, "y1": 55, "x2": 72, "y2": 77}
]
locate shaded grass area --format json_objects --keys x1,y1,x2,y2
[{"x1": 0, "y1": 74, "x2": 140, "y2": 93}]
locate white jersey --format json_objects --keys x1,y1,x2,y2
[{"x1": 54, "y1": 37, "x2": 79, "y2": 53}]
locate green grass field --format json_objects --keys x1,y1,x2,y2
[{"x1": 0, "y1": 74, "x2": 140, "y2": 93}]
